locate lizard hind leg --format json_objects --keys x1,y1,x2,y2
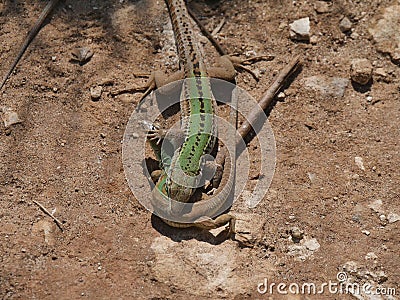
[
  {"x1": 225, "y1": 55, "x2": 275, "y2": 81},
  {"x1": 193, "y1": 213, "x2": 236, "y2": 237},
  {"x1": 194, "y1": 215, "x2": 254, "y2": 247},
  {"x1": 208, "y1": 54, "x2": 274, "y2": 83}
]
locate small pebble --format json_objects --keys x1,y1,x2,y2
[
  {"x1": 310, "y1": 35, "x2": 319, "y2": 44},
  {"x1": 365, "y1": 252, "x2": 378, "y2": 260},
  {"x1": 368, "y1": 199, "x2": 383, "y2": 213},
  {"x1": 369, "y1": 270, "x2": 388, "y2": 283},
  {"x1": 354, "y1": 156, "x2": 365, "y2": 171},
  {"x1": 277, "y1": 92, "x2": 286, "y2": 100},
  {"x1": 244, "y1": 50, "x2": 257, "y2": 58},
  {"x1": 71, "y1": 47, "x2": 94, "y2": 65},
  {"x1": 350, "y1": 58, "x2": 373, "y2": 85},
  {"x1": 362, "y1": 229, "x2": 371, "y2": 236},
  {"x1": 119, "y1": 94, "x2": 135, "y2": 104},
  {"x1": 391, "y1": 49, "x2": 400, "y2": 63},
  {"x1": 90, "y1": 86, "x2": 103, "y2": 100},
  {"x1": 374, "y1": 68, "x2": 390, "y2": 83},
  {"x1": 343, "y1": 261, "x2": 359, "y2": 273},
  {"x1": 374, "y1": 68, "x2": 387, "y2": 78},
  {"x1": 289, "y1": 17, "x2": 310, "y2": 41},
  {"x1": 315, "y1": 1, "x2": 330, "y2": 13},
  {"x1": 307, "y1": 172, "x2": 316, "y2": 183},
  {"x1": 278, "y1": 22, "x2": 286, "y2": 30},
  {"x1": 387, "y1": 212, "x2": 400, "y2": 224},
  {"x1": 290, "y1": 227, "x2": 304, "y2": 242},
  {"x1": 303, "y1": 238, "x2": 320, "y2": 251},
  {"x1": 2, "y1": 108, "x2": 22, "y2": 128},
  {"x1": 352, "y1": 214, "x2": 362, "y2": 223},
  {"x1": 350, "y1": 32, "x2": 359, "y2": 39},
  {"x1": 339, "y1": 17, "x2": 352, "y2": 33}
]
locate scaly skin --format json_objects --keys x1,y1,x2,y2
[
  {"x1": 163, "y1": 0, "x2": 216, "y2": 205},
  {"x1": 149, "y1": 0, "x2": 237, "y2": 234}
]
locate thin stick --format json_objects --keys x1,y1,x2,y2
[
  {"x1": 237, "y1": 55, "x2": 301, "y2": 139},
  {"x1": 188, "y1": 6, "x2": 301, "y2": 137},
  {"x1": 110, "y1": 85, "x2": 148, "y2": 96},
  {"x1": 32, "y1": 200, "x2": 64, "y2": 231},
  {"x1": 0, "y1": 0, "x2": 61, "y2": 91},
  {"x1": 212, "y1": 17, "x2": 226, "y2": 36},
  {"x1": 215, "y1": 55, "x2": 301, "y2": 185},
  {"x1": 187, "y1": 6, "x2": 228, "y2": 56}
]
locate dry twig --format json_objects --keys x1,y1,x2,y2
[{"x1": 32, "y1": 200, "x2": 64, "y2": 231}]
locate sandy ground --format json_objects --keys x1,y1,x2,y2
[{"x1": 0, "y1": 0, "x2": 399, "y2": 299}]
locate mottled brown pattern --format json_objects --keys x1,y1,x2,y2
[{"x1": 166, "y1": 0, "x2": 207, "y2": 78}]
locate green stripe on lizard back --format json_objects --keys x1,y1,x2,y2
[
  {"x1": 165, "y1": 0, "x2": 217, "y2": 175},
  {"x1": 177, "y1": 78, "x2": 215, "y2": 174}
]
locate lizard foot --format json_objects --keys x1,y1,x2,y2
[
  {"x1": 228, "y1": 55, "x2": 274, "y2": 81},
  {"x1": 147, "y1": 127, "x2": 166, "y2": 145}
]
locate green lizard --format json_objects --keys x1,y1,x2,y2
[{"x1": 145, "y1": 0, "x2": 241, "y2": 237}]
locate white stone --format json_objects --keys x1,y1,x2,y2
[
  {"x1": 303, "y1": 238, "x2": 320, "y2": 251},
  {"x1": 368, "y1": 199, "x2": 383, "y2": 214},
  {"x1": 302, "y1": 75, "x2": 349, "y2": 98},
  {"x1": 1, "y1": 107, "x2": 22, "y2": 128},
  {"x1": 339, "y1": 17, "x2": 352, "y2": 32},
  {"x1": 365, "y1": 252, "x2": 378, "y2": 260},
  {"x1": 90, "y1": 86, "x2": 103, "y2": 100},
  {"x1": 354, "y1": 156, "x2": 365, "y2": 171},
  {"x1": 387, "y1": 212, "x2": 400, "y2": 223},
  {"x1": 289, "y1": 17, "x2": 310, "y2": 41}
]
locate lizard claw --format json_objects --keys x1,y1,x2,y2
[
  {"x1": 147, "y1": 128, "x2": 166, "y2": 145},
  {"x1": 229, "y1": 55, "x2": 275, "y2": 81},
  {"x1": 141, "y1": 121, "x2": 165, "y2": 145},
  {"x1": 147, "y1": 130, "x2": 163, "y2": 145},
  {"x1": 206, "y1": 187, "x2": 217, "y2": 195}
]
